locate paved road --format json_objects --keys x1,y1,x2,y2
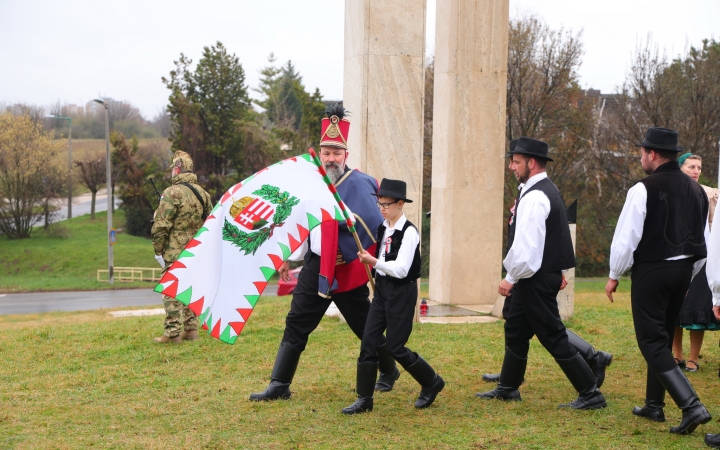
[
  {"x1": 0, "y1": 284, "x2": 278, "y2": 315},
  {"x1": 52, "y1": 189, "x2": 121, "y2": 223}
]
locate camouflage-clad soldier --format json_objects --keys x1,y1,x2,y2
[{"x1": 151, "y1": 150, "x2": 212, "y2": 344}]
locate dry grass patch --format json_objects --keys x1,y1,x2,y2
[{"x1": 1, "y1": 290, "x2": 719, "y2": 448}]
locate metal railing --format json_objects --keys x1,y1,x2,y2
[{"x1": 97, "y1": 267, "x2": 162, "y2": 283}]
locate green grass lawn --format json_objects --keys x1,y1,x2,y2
[
  {"x1": 1, "y1": 289, "x2": 718, "y2": 448},
  {"x1": 0, "y1": 210, "x2": 157, "y2": 292}
]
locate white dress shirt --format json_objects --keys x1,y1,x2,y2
[
  {"x1": 706, "y1": 206, "x2": 720, "y2": 306},
  {"x1": 503, "y1": 172, "x2": 551, "y2": 284},
  {"x1": 288, "y1": 205, "x2": 355, "y2": 261},
  {"x1": 608, "y1": 183, "x2": 708, "y2": 280},
  {"x1": 374, "y1": 214, "x2": 420, "y2": 279}
]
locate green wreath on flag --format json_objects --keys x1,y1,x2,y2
[{"x1": 222, "y1": 184, "x2": 300, "y2": 256}]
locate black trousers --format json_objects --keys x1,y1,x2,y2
[
  {"x1": 359, "y1": 276, "x2": 418, "y2": 368},
  {"x1": 631, "y1": 259, "x2": 694, "y2": 374},
  {"x1": 281, "y1": 283, "x2": 383, "y2": 352},
  {"x1": 504, "y1": 271, "x2": 576, "y2": 360}
]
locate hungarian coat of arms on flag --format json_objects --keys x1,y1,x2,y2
[{"x1": 154, "y1": 154, "x2": 346, "y2": 344}]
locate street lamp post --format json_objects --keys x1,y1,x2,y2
[
  {"x1": 93, "y1": 98, "x2": 113, "y2": 284},
  {"x1": 46, "y1": 115, "x2": 73, "y2": 219}
]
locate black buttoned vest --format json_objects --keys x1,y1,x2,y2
[
  {"x1": 507, "y1": 177, "x2": 576, "y2": 273},
  {"x1": 373, "y1": 220, "x2": 421, "y2": 284},
  {"x1": 634, "y1": 161, "x2": 708, "y2": 264}
]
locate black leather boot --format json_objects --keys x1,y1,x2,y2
[
  {"x1": 476, "y1": 347, "x2": 525, "y2": 401},
  {"x1": 406, "y1": 353, "x2": 445, "y2": 408},
  {"x1": 705, "y1": 433, "x2": 720, "y2": 448},
  {"x1": 656, "y1": 366, "x2": 711, "y2": 434},
  {"x1": 632, "y1": 366, "x2": 666, "y2": 422},
  {"x1": 556, "y1": 353, "x2": 607, "y2": 410},
  {"x1": 566, "y1": 330, "x2": 613, "y2": 389},
  {"x1": 375, "y1": 344, "x2": 400, "y2": 392},
  {"x1": 249, "y1": 342, "x2": 301, "y2": 401},
  {"x1": 481, "y1": 373, "x2": 500, "y2": 383},
  {"x1": 342, "y1": 362, "x2": 377, "y2": 414}
]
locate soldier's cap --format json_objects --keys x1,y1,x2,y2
[{"x1": 172, "y1": 151, "x2": 193, "y2": 172}]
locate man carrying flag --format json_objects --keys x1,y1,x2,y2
[{"x1": 250, "y1": 104, "x2": 400, "y2": 401}]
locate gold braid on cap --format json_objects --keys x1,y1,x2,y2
[
  {"x1": 321, "y1": 115, "x2": 348, "y2": 148},
  {"x1": 321, "y1": 103, "x2": 349, "y2": 148}
]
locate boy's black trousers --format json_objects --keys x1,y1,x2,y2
[
  {"x1": 281, "y1": 254, "x2": 384, "y2": 352},
  {"x1": 359, "y1": 276, "x2": 419, "y2": 368}
]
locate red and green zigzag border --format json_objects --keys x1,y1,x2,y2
[{"x1": 154, "y1": 154, "x2": 336, "y2": 344}]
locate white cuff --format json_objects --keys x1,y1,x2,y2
[
  {"x1": 713, "y1": 296, "x2": 720, "y2": 307},
  {"x1": 505, "y1": 275, "x2": 517, "y2": 285},
  {"x1": 609, "y1": 271, "x2": 620, "y2": 281}
]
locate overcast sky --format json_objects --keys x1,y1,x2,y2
[{"x1": 1, "y1": 0, "x2": 718, "y2": 119}]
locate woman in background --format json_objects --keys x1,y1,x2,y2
[{"x1": 673, "y1": 153, "x2": 719, "y2": 373}]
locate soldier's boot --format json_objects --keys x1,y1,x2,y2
[
  {"x1": 406, "y1": 353, "x2": 445, "y2": 409},
  {"x1": 153, "y1": 335, "x2": 182, "y2": 344},
  {"x1": 656, "y1": 366, "x2": 711, "y2": 434},
  {"x1": 249, "y1": 342, "x2": 301, "y2": 401},
  {"x1": 477, "y1": 347, "x2": 525, "y2": 401},
  {"x1": 557, "y1": 353, "x2": 607, "y2": 410},
  {"x1": 632, "y1": 366, "x2": 666, "y2": 422},
  {"x1": 375, "y1": 344, "x2": 400, "y2": 392},
  {"x1": 566, "y1": 330, "x2": 613, "y2": 389},
  {"x1": 181, "y1": 330, "x2": 199, "y2": 340},
  {"x1": 342, "y1": 362, "x2": 377, "y2": 415}
]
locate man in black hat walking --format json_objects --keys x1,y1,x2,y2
[
  {"x1": 481, "y1": 139, "x2": 613, "y2": 389},
  {"x1": 477, "y1": 137, "x2": 606, "y2": 410},
  {"x1": 606, "y1": 127, "x2": 711, "y2": 434}
]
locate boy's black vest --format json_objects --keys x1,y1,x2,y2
[
  {"x1": 633, "y1": 161, "x2": 708, "y2": 264},
  {"x1": 507, "y1": 177, "x2": 576, "y2": 273},
  {"x1": 373, "y1": 219, "x2": 421, "y2": 284}
]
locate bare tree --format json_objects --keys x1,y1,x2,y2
[
  {"x1": 613, "y1": 37, "x2": 720, "y2": 183},
  {"x1": 74, "y1": 156, "x2": 106, "y2": 219},
  {"x1": 3, "y1": 103, "x2": 46, "y2": 124},
  {"x1": 0, "y1": 113, "x2": 65, "y2": 238}
]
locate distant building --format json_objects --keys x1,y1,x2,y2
[{"x1": 579, "y1": 89, "x2": 619, "y2": 117}]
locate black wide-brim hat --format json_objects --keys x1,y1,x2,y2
[
  {"x1": 372, "y1": 178, "x2": 413, "y2": 203},
  {"x1": 504, "y1": 137, "x2": 553, "y2": 162},
  {"x1": 635, "y1": 127, "x2": 682, "y2": 152}
]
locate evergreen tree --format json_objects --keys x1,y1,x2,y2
[
  {"x1": 254, "y1": 54, "x2": 327, "y2": 153},
  {"x1": 163, "y1": 42, "x2": 279, "y2": 199}
]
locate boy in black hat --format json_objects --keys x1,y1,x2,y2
[
  {"x1": 606, "y1": 127, "x2": 711, "y2": 434},
  {"x1": 477, "y1": 137, "x2": 606, "y2": 410},
  {"x1": 342, "y1": 178, "x2": 444, "y2": 414}
]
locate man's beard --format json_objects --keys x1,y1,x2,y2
[
  {"x1": 325, "y1": 162, "x2": 344, "y2": 184},
  {"x1": 515, "y1": 166, "x2": 530, "y2": 184}
]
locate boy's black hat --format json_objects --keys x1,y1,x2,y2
[
  {"x1": 635, "y1": 127, "x2": 682, "y2": 152},
  {"x1": 372, "y1": 178, "x2": 413, "y2": 203},
  {"x1": 505, "y1": 137, "x2": 553, "y2": 162}
]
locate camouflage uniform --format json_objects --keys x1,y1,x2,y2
[{"x1": 151, "y1": 151, "x2": 212, "y2": 338}]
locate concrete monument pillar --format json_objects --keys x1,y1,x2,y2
[
  {"x1": 343, "y1": 0, "x2": 426, "y2": 230},
  {"x1": 429, "y1": 0, "x2": 510, "y2": 306}
]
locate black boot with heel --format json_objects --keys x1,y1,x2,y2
[{"x1": 342, "y1": 362, "x2": 378, "y2": 415}]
